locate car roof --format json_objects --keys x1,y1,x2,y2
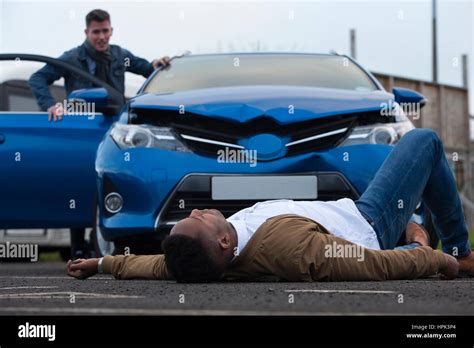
[{"x1": 178, "y1": 52, "x2": 343, "y2": 59}]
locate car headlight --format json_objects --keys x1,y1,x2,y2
[
  {"x1": 339, "y1": 103, "x2": 415, "y2": 146},
  {"x1": 110, "y1": 124, "x2": 190, "y2": 151}
]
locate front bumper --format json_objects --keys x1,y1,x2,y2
[{"x1": 154, "y1": 172, "x2": 359, "y2": 229}]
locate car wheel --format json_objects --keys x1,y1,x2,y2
[{"x1": 91, "y1": 206, "x2": 116, "y2": 257}]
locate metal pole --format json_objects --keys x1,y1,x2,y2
[
  {"x1": 350, "y1": 29, "x2": 356, "y2": 60},
  {"x1": 462, "y1": 54, "x2": 469, "y2": 88}
]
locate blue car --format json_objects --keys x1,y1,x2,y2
[{"x1": 0, "y1": 52, "x2": 429, "y2": 257}]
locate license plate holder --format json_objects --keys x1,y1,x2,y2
[{"x1": 211, "y1": 175, "x2": 317, "y2": 200}]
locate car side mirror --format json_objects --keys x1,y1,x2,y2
[
  {"x1": 68, "y1": 88, "x2": 120, "y2": 115},
  {"x1": 392, "y1": 87, "x2": 427, "y2": 109}
]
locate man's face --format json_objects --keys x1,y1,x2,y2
[
  {"x1": 85, "y1": 20, "x2": 113, "y2": 52},
  {"x1": 170, "y1": 209, "x2": 227, "y2": 241}
]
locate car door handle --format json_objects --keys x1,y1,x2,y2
[{"x1": 0, "y1": 134, "x2": 5, "y2": 144}]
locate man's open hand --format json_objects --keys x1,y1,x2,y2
[{"x1": 67, "y1": 258, "x2": 99, "y2": 279}]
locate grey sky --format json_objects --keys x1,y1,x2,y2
[{"x1": 1, "y1": 0, "x2": 473, "y2": 115}]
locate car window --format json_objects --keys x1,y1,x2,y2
[
  {"x1": 8, "y1": 90, "x2": 40, "y2": 111},
  {"x1": 144, "y1": 54, "x2": 378, "y2": 94},
  {"x1": 0, "y1": 80, "x2": 66, "y2": 112},
  {"x1": 0, "y1": 61, "x2": 65, "y2": 112}
]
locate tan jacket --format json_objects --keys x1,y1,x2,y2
[{"x1": 103, "y1": 214, "x2": 447, "y2": 281}]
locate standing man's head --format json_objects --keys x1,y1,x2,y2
[
  {"x1": 162, "y1": 209, "x2": 238, "y2": 282},
  {"x1": 85, "y1": 9, "x2": 113, "y2": 52}
]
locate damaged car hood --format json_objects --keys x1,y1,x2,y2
[{"x1": 130, "y1": 85, "x2": 393, "y2": 124}]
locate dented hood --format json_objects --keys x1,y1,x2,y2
[{"x1": 130, "y1": 85, "x2": 393, "y2": 124}]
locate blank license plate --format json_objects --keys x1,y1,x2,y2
[{"x1": 211, "y1": 175, "x2": 317, "y2": 200}]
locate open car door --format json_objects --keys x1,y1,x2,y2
[{"x1": 0, "y1": 54, "x2": 125, "y2": 228}]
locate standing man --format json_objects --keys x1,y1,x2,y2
[
  {"x1": 29, "y1": 9, "x2": 170, "y2": 121},
  {"x1": 29, "y1": 9, "x2": 170, "y2": 259}
]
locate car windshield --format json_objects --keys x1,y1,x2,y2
[{"x1": 144, "y1": 54, "x2": 378, "y2": 94}]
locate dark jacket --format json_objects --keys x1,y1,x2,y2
[
  {"x1": 28, "y1": 42, "x2": 154, "y2": 110},
  {"x1": 103, "y1": 214, "x2": 447, "y2": 281}
]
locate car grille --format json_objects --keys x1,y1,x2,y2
[
  {"x1": 172, "y1": 114, "x2": 357, "y2": 159},
  {"x1": 131, "y1": 108, "x2": 391, "y2": 161},
  {"x1": 161, "y1": 192, "x2": 257, "y2": 223}
]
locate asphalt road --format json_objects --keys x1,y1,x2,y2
[{"x1": 0, "y1": 261, "x2": 473, "y2": 316}]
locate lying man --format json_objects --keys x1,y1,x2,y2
[{"x1": 68, "y1": 129, "x2": 473, "y2": 282}]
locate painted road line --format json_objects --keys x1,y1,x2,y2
[
  {"x1": 284, "y1": 289, "x2": 396, "y2": 294},
  {"x1": 0, "y1": 291, "x2": 144, "y2": 299},
  {"x1": 0, "y1": 286, "x2": 58, "y2": 290}
]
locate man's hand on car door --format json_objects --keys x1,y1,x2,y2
[{"x1": 47, "y1": 103, "x2": 64, "y2": 122}]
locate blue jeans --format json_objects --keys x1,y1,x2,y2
[{"x1": 355, "y1": 128, "x2": 471, "y2": 258}]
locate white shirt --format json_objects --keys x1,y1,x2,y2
[{"x1": 227, "y1": 198, "x2": 380, "y2": 255}]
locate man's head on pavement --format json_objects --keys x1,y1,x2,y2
[
  {"x1": 85, "y1": 9, "x2": 113, "y2": 52},
  {"x1": 162, "y1": 209, "x2": 237, "y2": 282}
]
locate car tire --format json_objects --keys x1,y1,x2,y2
[{"x1": 91, "y1": 205, "x2": 116, "y2": 257}]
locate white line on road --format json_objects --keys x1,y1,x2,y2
[
  {"x1": 0, "y1": 286, "x2": 58, "y2": 290},
  {"x1": 284, "y1": 289, "x2": 396, "y2": 294},
  {"x1": 0, "y1": 291, "x2": 144, "y2": 299}
]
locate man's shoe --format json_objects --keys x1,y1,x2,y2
[{"x1": 405, "y1": 222, "x2": 430, "y2": 247}]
